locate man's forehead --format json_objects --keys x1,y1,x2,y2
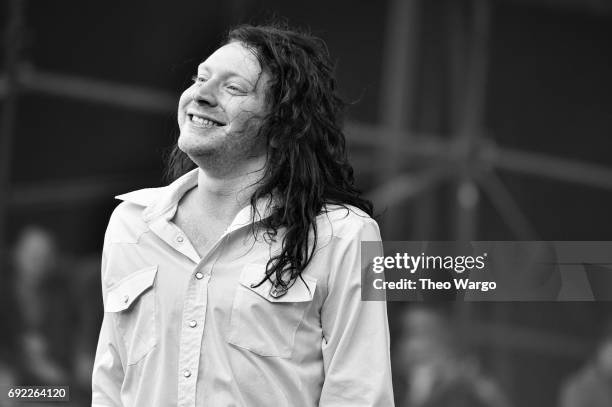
[{"x1": 198, "y1": 42, "x2": 262, "y2": 79}]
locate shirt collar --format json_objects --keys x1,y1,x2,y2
[
  {"x1": 115, "y1": 168, "x2": 277, "y2": 230},
  {"x1": 115, "y1": 168, "x2": 198, "y2": 222}
]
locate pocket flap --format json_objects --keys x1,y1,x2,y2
[
  {"x1": 106, "y1": 265, "x2": 158, "y2": 312},
  {"x1": 239, "y1": 263, "x2": 316, "y2": 303}
]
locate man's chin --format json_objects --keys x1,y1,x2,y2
[{"x1": 177, "y1": 136, "x2": 216, "y2": 157}]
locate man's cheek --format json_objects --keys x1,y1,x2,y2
[{"x1": 177, "y1": 100, "x2": 189, "y2": 127}]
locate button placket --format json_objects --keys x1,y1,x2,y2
[
  {"x1": 177, "y1": 230, "x2": 229, "y2": 407},
  {"x1": 177, "y1": 266, "x2": 209, "y2": 407},
  {"x1": 149, "y1": 217, "x2": 200, "y2": 264}
]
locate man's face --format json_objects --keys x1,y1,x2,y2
[
  {"x1": 14, "y1": 228, "x2": 57, "y2": 281},
  {"x1": 177, "y1": 42, "x2": 270, "y2": 162}
]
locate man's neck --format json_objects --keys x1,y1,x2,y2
[{"x1": 190, "y1": 156, "x2": 266, "y2": 225}]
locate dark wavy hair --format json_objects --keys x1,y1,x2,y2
[{"x1": 166, "y1": 23, "x2": 373, "y2": 296}]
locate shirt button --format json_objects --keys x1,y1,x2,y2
[
  {"x1": 188, "y1": 320, "x2": 197, "y2": 328},
  {"x1": 183, "y1": 370, "x2": 192, "y2": 378},
  {"x1": 122, "y1": 295, "x2": 129, "y2": 304},
  {"x1": 176, "y1": 235, "x2": 184, "y2": 243},
  {"x1": 195, "y1": 272, "x2": 204, "y2": 280}
]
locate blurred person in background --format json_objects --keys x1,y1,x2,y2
[
  {"x1": 92, "y1": 23, "x2": 393, "y2": 407},
  {"x1": 559, "y1": 321, "x2": 612, "y2": 407},
  {"x1": 394, "y1": 305, "x2": 512, "y2": 407},
  {"x1": 12, "y1": 226, "x2": 77, "y2": 386}
]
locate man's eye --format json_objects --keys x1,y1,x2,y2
[
  {"x1": 191, "y1": 75, "x2": 207, "y2": 84},
  {"x1": 227, "y1": 85, "x2": 246, "y2": 93}
]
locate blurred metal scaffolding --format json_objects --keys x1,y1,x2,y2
[
  {"x1": 1, "y1": 0, "x2": 612, "y2": 245},
  {"x1": 368, "y1": 0, "x2": 612, "y2": 242}
]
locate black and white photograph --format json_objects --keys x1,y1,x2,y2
[{"x1": 1, "y1": 1, "x2": 612, "y2": 406}]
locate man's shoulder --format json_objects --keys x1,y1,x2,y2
[
  {"x1": 316, "y1": 204, "x2": 380, "y2": 240},
  {"x1": 105, "y1": 186, "x2": 166, "y2": 243}
]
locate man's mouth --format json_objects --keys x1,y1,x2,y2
[{"x1": 188, "y1": 114, "x2": 225, "y2": 128}]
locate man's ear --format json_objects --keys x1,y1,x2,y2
[{"x1": 269, "y1": 137, "x2": 279, "y2": 149}]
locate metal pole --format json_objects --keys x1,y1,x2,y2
[
  {"x1": 0, "y1": 0, "x2": 25, "y2": 257},
  {"x1": 377, "y1": 0, "x2": 420, "y2": 239},
  {"x1": 451, "y1": 0, "x2": 491, "y2": 241}
]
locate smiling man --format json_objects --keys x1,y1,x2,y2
[{"x1": 92, "y1": 24, "x2": 394, "y2": 407}]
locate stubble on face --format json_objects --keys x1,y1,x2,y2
[{"x1": 183, "y1": 112, "x2": 267, "y2": 175}]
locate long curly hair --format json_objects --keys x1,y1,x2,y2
[{"x1": 166, "y1": 23, "x2": 373, "y2": 296}]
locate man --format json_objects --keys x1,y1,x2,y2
[
  {"x1": 394, "y1": 306, "x2": 511, "y2": 407},
  {"x1": 559, "y1": 321, "x2": 612, "y2": 407},
  {"x1": 92, "y1": 24, "x2": 394, "y2": 407}
]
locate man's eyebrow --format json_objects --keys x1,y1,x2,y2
[{"x1": 197, "y1": 63, "x2": 256, "y2": 86}]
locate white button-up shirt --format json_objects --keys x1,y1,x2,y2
[{"x1": 92, "y1": 169, "x2": 394, "y2": 407}]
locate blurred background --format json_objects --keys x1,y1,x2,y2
[{"x1": 1, "y1": 0, "x2": 612, "y2": 406}]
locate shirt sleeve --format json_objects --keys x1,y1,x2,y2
[
  {"x1": 91, "y1": 245, "x2": 125, "y2": 407},
  {"x1": 319, "y1": 219, "x2": 395, "y2": 407}
]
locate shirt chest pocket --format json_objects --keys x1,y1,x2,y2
[
  {"x1": 105, "y1": 265, "x2": 158, "y2": 366},
  {"x1": 227, "y1": 264, "x2": 317, "y2": 358}
]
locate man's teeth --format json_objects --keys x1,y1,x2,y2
[{"x1": 190, "y1": 115, "x2": 219, "y2": 127}]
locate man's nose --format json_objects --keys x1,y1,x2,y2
[{"x1": 192, "y1": 81, "x2": 218, "y2": 107}]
